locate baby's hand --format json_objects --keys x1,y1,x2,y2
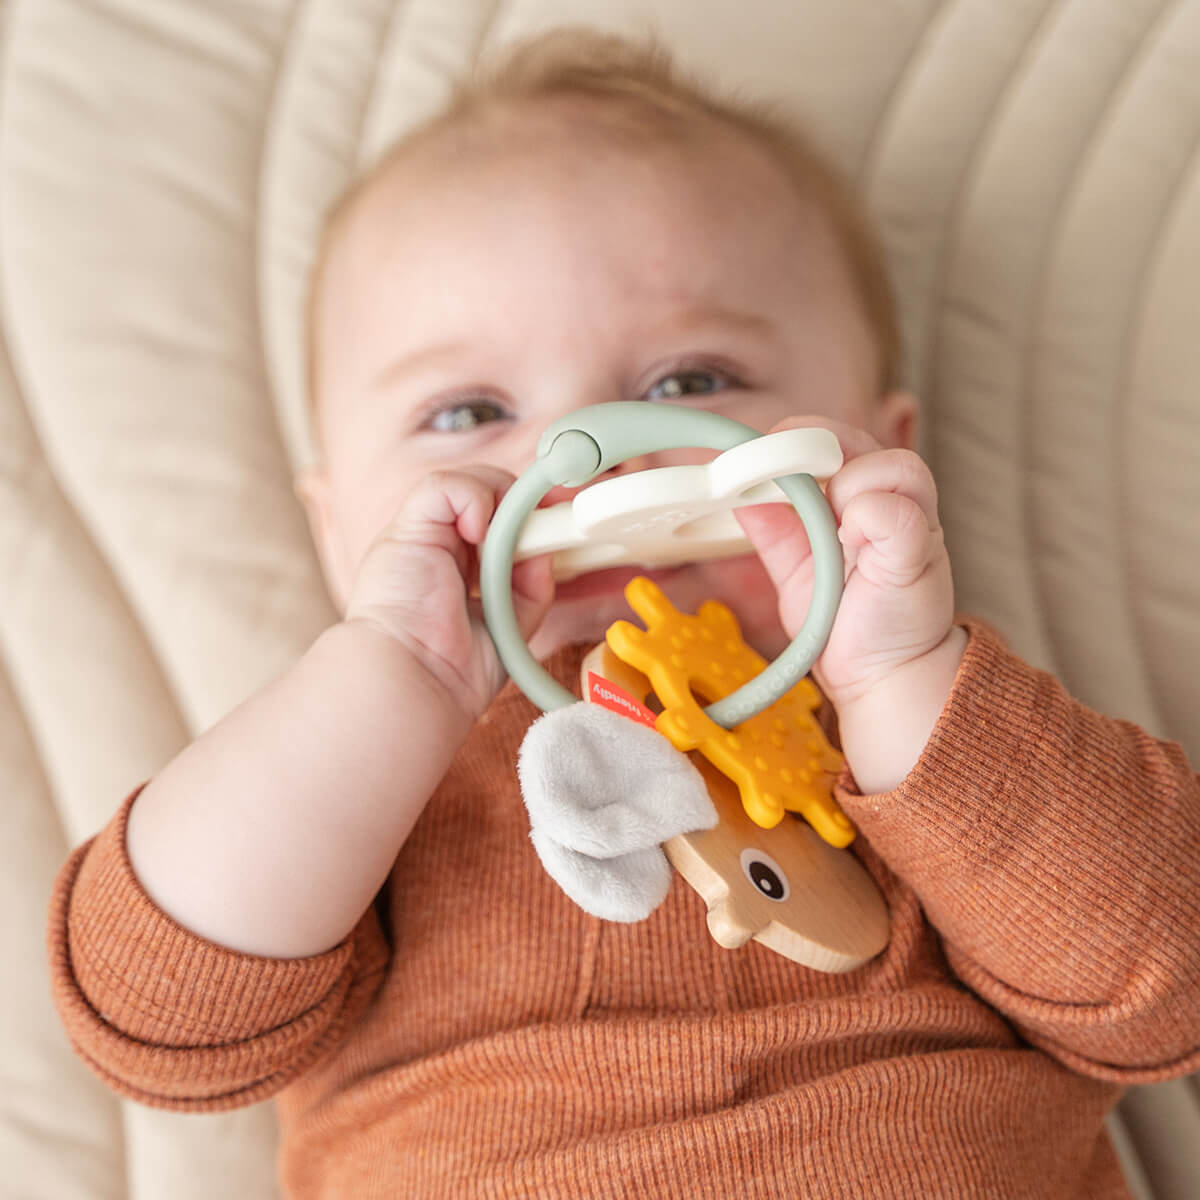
[
  {"x1": 737, "y1": 419, "x2": 965, "y2": 791},
  {"x1": 344, "y1": 467, "x2": 555, "y2": 722}
]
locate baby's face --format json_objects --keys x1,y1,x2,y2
[{"x1": 301, "y1": 106, "x2": 913, "y2": 657}]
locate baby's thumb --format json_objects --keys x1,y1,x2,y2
[
  {"x1": 511, "y1": 552, "x2": 556, "y2": 642},
  {"x1": 734, "y1": 502, "x2": 816, "y2": 632}
]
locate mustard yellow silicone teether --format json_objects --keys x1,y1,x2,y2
[{"x1": 606, "y1": 577, "x2": 852, "y2": 847}]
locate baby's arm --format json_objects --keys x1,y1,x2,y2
[
  {"x1": 123, "y1": 622, "x2": 463, "y2": 957},
  {"x1": 841, "y1": 623, "x2": 1200, "y2": 1082},
  {"x1": 127, "y1": 467, "x2": 551, "y2": 959},
  {"x1": 741, "y1": 421, "x2": 1200, "y2": 1078},
  {"x1": 50, "y1": 466, "x2": 552, "y2": 1105}
]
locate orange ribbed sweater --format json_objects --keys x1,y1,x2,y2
[{"x1": 48, "y1": 622, "x2": 1200, "y2": 1198}]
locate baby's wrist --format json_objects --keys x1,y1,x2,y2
[
  {"x1": 834, "y1": 625, "x2": 968, "y2": 795},
  {"x1": 321, "y1": 619, "x2": 480, "y2": 738}
]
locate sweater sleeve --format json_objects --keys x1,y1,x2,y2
[
  {"x1": 46, "y1": 787, "x2": 390, "y2": 1111},
  {"x1": 836, "y1": 619, "x2": 1200, "y2": 1085}
]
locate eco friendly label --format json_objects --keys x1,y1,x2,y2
[{"x1": 585, "y1": 671, "x2": 659, "y2": 729}]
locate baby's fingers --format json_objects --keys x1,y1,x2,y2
[
  {"x1": 734, "y1": 501, "x2": 813, "y2": 583},
  {"x1": 838, "y1": 491, "x2": 940, "y2": 588},
  {"x1": 511, "y1": 553, "x2": 555, "y2": 641},
  {"x1": 733, "y1": 501, "x2": 816, "y2": 633},
  {"x1": 389, "y1": 466, "x2": 517, "y2": 549},
  {"x1": 826, "y1": 449, "x2": 939, "y2": 530}
]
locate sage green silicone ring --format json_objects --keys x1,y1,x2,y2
[{"x1": 480, "y1": 402, "x2": 843, "y2": 728}]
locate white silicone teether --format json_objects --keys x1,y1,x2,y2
[{"x1": 514, "y1": 426, "x2": 843, "y2": 581}]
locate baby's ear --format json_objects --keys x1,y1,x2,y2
[
  {"x1": 294, "y1": 467, "x2": 349, "y2": 611},
  {"x1": 870, "y1": 389, "x2": 919, "y2": 452}
]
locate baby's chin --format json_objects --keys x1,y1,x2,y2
[{"x1": 529, "y1": 554, "x2": 786, "y2": 661}]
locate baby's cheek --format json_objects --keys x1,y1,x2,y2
[{"x1": 707, "y1": 554, "x2": 770, "y2": 592}]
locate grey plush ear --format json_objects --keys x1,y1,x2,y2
[
  {"x1": 528, "y1": 832, "x2": 674, "y2": 924},
  {"x1": 517, "y1": 704, "x2": 717, "y2": 922}
]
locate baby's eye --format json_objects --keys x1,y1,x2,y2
[
  {"x1": 644, "y1": 365, "x2": 734, "y2": 401},
  {"x1": 424, "y1": 398, "x2": 509, "y2": 433}
]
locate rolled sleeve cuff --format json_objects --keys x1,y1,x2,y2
[{"x1": 47, "y1": 788, "x2": 385, "y2": 1108}]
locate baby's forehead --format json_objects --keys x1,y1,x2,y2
[
  {"x1": 306, "y1": 91, "x2": 889, "y2": 445},
  {"x1": 324, "y1": 94, "x2": 826, "y2": 280}
]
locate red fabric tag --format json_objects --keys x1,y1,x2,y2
[{"x1": 585, "y1": 671, "x2": 659, "y2": 729}]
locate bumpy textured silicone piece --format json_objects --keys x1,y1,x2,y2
[
  {"x1": 606, "y1": 577, "x2": 851, "y2": 839},
  {"x1": 480, "y1": 403, "x2": 843, "y2": 725}
]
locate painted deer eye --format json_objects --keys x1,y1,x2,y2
[{"x1": 739, "y1": 848, "x2": 790, "y2": 902}]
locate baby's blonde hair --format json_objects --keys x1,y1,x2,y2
[{"x1": 307, "y1": 28, "x2": 902, "y2": 432}]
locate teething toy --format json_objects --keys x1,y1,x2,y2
[
  {"x1": 481, "y1": 402, "x2": 844, "y2": 725},
  {"x1": 481, "y1": 401, "x2": 890, "y2": 970},
  {"x1": 606, "y1": 578, "x2": 851, "y2": 842},
  {"x1": 581, "y1": 643, "x2": 889, "y2": 972}
]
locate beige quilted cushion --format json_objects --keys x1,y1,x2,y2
[{"x1": 2, "y1": 1, "x2": 1196, "y2": 1197}]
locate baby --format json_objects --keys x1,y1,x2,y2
[{"x1": 49, "y1": 30, "x2": 1199, "y2": 1200}]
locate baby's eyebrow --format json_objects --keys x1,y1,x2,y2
[
  {"x1": 371, "y1": 340, "x2": 472, "y2": 392},
  {"x1": 369, "y1": 307, "x2": 774, "y2": 396},
  {"x1": 649, "y1": 305, "x2": 775, "y2": 344}
]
